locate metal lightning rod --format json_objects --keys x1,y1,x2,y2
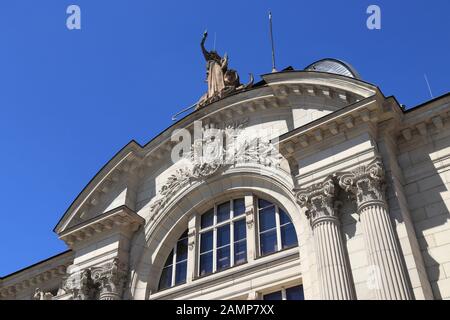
[
  {"x1": 269, "y1": 11, "x2": 277, "y2": 73},
  {"x1": 424, "y1": 74, "x2": 434, "y2": 99}
]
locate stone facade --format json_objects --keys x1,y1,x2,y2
[{"x1": 1, "y1": 60, "x2": 449, "y2": 300}]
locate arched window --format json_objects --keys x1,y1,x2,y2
[
  {"x1": 157, "y1": 196, "x2": 299, "y2": 291},
  {"x1": 198, "y1": 198, "x2": 247, "y2": 276},
  {"x1": 257, "y1": 198, "x2": 298, "y2": 256},
  {"x1": 158, "y1": 230, "x2": 188, "y2": 290}
]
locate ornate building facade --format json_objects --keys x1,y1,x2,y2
[{"x1": 1, "y1": 39, "x2": 450, "y2": 300}]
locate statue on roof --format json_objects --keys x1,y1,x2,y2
[{"x1": 197, "y1": 31, "x2": 253, "y2": 109}]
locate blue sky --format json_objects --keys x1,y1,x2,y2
[{"x1": 0, "y1": 0, "x2": 448, "y2": 276}]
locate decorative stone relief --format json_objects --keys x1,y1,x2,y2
[
  {"x1": 94, "y1": 258, "x2": 127, "y2": 300},
  {"x1": 336, "y1": 160, "x2": 386, "y2": 210},
  {"x1": 62, "y1": 258, "x2": 127, "y2": 300},
  {"x1": 296, "y1": 178, "x2": 338, "y2": 225},
  {"x1": 245, "y1": 208, "x2": 254, "y2": 229},
  {"x1": 62, "y1": 269, "x2": 97, "y2": 300},
  {"x1": 150, "y1": 120, "x2": 283, "y2": 215},
  {"x1": 188, "y1": 229, "x2": 196, "y2": 251}
]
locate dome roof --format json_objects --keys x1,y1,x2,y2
[{"x1": 304, "y1": 58, "x2": 360, "y2": 79}]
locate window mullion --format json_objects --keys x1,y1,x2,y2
[
  {"x1": 171, "y1": 242, "x2": 177, "y2": 287},
  {"x1": 213, "y1": 205, "x2": 217, "y2": 273},
  {"x1": 246, "y1": 194, "x2": 257, "y2": 261},
  {"x1": 230, "y1": 221, "x2": 235, "y2": 267},
  {"x1": 275, "y1": 205, "x2": 282, "y2": 252},
  {"x1": 187, "y1": 214, "x2": 197, "y2": 282},
  {"x1": 281, "y1": 287, "x2": 287, "y2": 300}
]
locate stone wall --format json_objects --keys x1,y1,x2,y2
[{"x1": 398, "y1": 110, "x2": 450, "y2": 299}]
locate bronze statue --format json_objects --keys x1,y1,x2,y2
[{"x1": 197, "y1": 31, "x2": 253, "y2": 108}]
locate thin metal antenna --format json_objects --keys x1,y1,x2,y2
[
  {"x1": 424, "y1": 74, "x2": 434, "y2": 99},
  {"x1": 213, "y1": 32, "x2": 217, "y2": 51},
  {"x1": 269, "y1": 11, "x2": 277, "y2": 72},
  {"x1": 172, "y1": 103, "x2": 197, "y2": 121}
]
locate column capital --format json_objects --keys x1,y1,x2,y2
[
  {"x1": 336, "y1": 160, "x2": 386, "y2": 211},
  {"x1": 296, "y1": 177, "x2": 338, "y2": 226}
]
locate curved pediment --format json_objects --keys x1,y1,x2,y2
[{"x1": 54, "y1": 141, "x2": 143, "y2": 234}]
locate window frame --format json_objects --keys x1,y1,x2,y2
[
  {"x1": 262, "y1": 284, "x2": 304, "y2": 300},
  {"x1": 158, "y1": 230, "x2": 188, "y2": 290},
  {"x1": 256, "y1": 198, "x2": 297, "y2": 257},
  {"x1": 197, "y1": 198, "x2": 247, "y2": 277}
]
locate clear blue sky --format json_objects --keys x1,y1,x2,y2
[{"x1": 0, "y1": 0, "x2": 448, "y2": 276}]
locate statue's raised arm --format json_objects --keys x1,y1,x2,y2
[
  {"x1": 201, "y1": 30, "x2": 209, "y2": 60},
  {"x1": 195, "y1": 30, "x2": 253, "y2": 109}
]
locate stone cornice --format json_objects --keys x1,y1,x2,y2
[
  {"x1": 262, "y1": 70, "x2": 378, "y2": 99},
  {"x1": 55, "y1": 149, "x2": 143, "y2": 234},
  {"x1": 0, "y1": 251, "x2": 72, "y2": 299},
  {"x1": 276, "y1": 94, "x2": 388, "y2": 155},
  {"x1": 59, "y1": 206, "x2": 144, "y2": 248},
  {"x1": 398, "y1": 95, "x2": 450, "y2": 143}
]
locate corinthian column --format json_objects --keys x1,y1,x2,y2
[
  {"x1": 97, "y1": 258, "x2": 126, "y2": 300},
  {"x1": 297, "y1": 178, "x2": 355, "y2": 300},
  {"x1": 338, "y1": 161, "x2": 412, "y2": 300}
]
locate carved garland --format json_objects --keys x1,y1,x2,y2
[{"x1": 150, "y1": 121, "x2": 283, "y2": 215}]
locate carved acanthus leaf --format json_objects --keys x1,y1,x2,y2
[
  {"x1": 295, "y1": 178, "x2": 337, "y2": 224},
  {"x1": 336, "y1": 160, "x2": 385, "y2": 207},
  {"x1": 62, "y1": 258, "x2": 127, "y2": 300},
  {"x1": 150, "y1": 121, "x2": 283, "y2": 215}
]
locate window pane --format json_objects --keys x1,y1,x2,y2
[
  {"x1": 200, "y1": 231, "x2": 213, "y2": 253},
  {"x1": 175, "y1": 261, "x2": 187, "y2": 285},
  {"x1": 260, "y1": 229, "x2": 278, "y2": 255},
  {"x1": 234, "y1": 219, "x2": 246, "y2": 241},
  {"x1": 259, "y1": 206, "x2": 276, "y2": 232},
  {"x1": 263, "y1": 291, "x2": 282, "y2": 300},
  {"x1": 279, "y1": 208, "x2": 291, "y2": 225},
  {"x1": 164, "y1": 250, "x2": 173, "y2": 267},
  {"x1": 233, "y1": 198, "x2": 245, "y2": 217},
  {"x1": 158, "y1": 266, "x2": 172, "y2": 290},
  {"x1": 286, "y1": 285, "x2": 304, "y2": 300},
  {"x1": 216, "y1": 245, "x2": 230, "y2": 271},
  {"x1": 258, "y1": 198, "x2": 273, "y2": 210},
  {"x1": 281, "y1": 223, "x2": 298, "y2": 249},
  {"x1": 199, "y1": 252, "x2": 213, "y2": 276},
  {"x1": 217, "y1": 224, "x2": 230, "y2": 248},
  {"x1": 234, "y1": 240, "x2": 247, "y2": 265},
  {"x1": 201, "y1": 209, "x2": 214, "y2": 229},
  {"x1": 176, "y1": 238, "x2": 188, "y2": 262},
  {"x1": 217, "y1": 202, "x2": 230, "y2": 223}
]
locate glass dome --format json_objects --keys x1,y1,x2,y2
[{"x1": 305, "y1": 58, "x2": 360, "y2": 79}]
